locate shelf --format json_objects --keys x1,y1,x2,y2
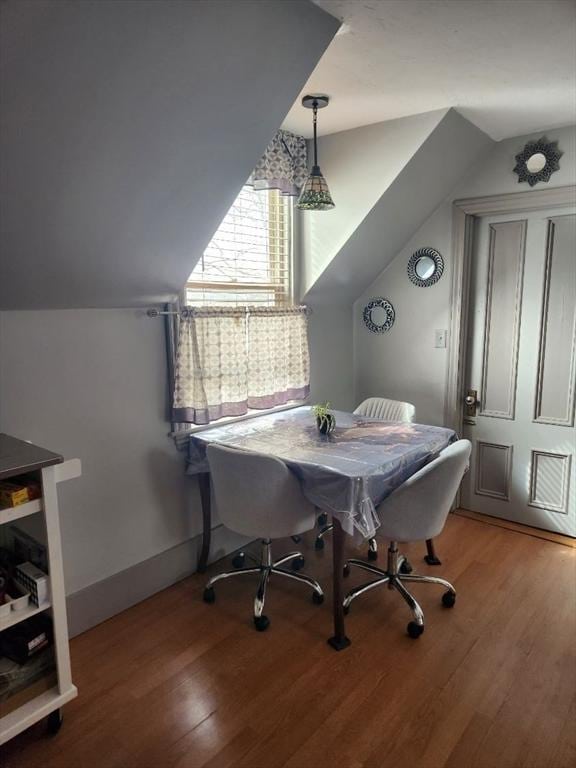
[
  {"x1": 0, "y1": 600, "x2": 51, "y2": 632},
  {"x1": 0, "y1": 684, "x2": 78, "y2": 745},
  {"x1": 0, "y1": 498, "x2": 42, "y2": 526}
]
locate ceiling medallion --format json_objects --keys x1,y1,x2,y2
[{"x1": 513, "y1": 136, "x2": 562, "y2": 187}]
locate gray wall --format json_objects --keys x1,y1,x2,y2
[
  {"x1": 302, "y1": 109, "x2": 492, "y2": 304},
  {"x1": 0, "y1": 309, "x2": 248, "y2": 634},
  {"x1": 0, "y1": 0, "x2": 338, "y2": 309},
  {"x1": 0, "y1": 310, "x2": 185, "y2": 595},
  {"x1": 298, "y1": 108, "x2": 493, "y2": 412},
  {"x1": 353, "y1": 125, "x2": 576, "y2": 424},
  {"x1": 299, "y1": 109, "x2": 446, "y2": 296},
  {"x1": 307, "y1": 304, "x2": 354, "y2": 410},
  {"x1": 0, "y1": 0, "x2": 338, "y2": 634}
]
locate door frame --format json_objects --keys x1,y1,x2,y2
[{"x1": 444, "y1": 184, "x2": 576, "y2": 437}]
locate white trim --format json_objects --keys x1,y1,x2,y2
[
  {"x1": 0, "y1": 686, "x2": 77, "y2": 745},
  {"x1": 444, "y1": 185, "x2": 576, "y2": 436}
]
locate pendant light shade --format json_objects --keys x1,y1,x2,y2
[
  {"x1": 297, "y1": 95, "x2": 334, "y2": 211},
  {"x1": 297, "y1": 165, "x2": 335, "y2": 210}
]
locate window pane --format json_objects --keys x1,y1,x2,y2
[{"x1": 186, "y1": 185, "x2": 291, "y2": 307}]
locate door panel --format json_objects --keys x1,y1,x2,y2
[
  {"x1": 534, "y1": 216, "x2": 576, "y2": 426},
  {"x1": 480, "y1": 220, "x2": 526, "y2": 419},
  {"x1": 461, "y1": 208, "x2": 576, "y2": 536},
  {"x1": 475, "y1": 441, "x2": 513, "y2": 501},
  {"x1": 529, "y1": 450, "x2": 572, "y2": 513}
]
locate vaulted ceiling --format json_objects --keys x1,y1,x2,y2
[{"x1": 0, "y1": 0, "x2": 338, "y2": 309}]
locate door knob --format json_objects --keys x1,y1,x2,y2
[{"x1": 464, "y1": 389, "x2": 478, "y2": 417}]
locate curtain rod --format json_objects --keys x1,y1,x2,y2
[{"x1": 147, "y1": 306, "x2": 312, "y2": 318}]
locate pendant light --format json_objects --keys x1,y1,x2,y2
[{"x1": 297, "y1": 95, "x2": 335, "y2": 211}]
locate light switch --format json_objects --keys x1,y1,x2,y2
[{"x1": 434, "y1": 329, "x2": 447, "y2": 348}]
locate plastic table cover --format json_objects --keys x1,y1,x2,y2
[{"x1": 187, "y1": 407, "x2": 456, "y2": 539}]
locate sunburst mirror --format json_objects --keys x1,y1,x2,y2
[{"x1": 513, "y1": 136, "x2": 562, "y2": 187}]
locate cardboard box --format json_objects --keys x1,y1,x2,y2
[{"x1": 0, "y1": 476, "x2": 41, "y2": 509}]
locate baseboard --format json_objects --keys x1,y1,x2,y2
[
  {"x1": 66, "y1": 526, "x2": 251, "y2": 637},
  {"x1": 453, "y1": 508, "x2": 576, "y2": 548}
]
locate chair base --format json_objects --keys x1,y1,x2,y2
[
  {"x1": 315, "y1": 521, "x2": 379, "y2": 562},
  {"x1": 343, "y1": 542, "x2": 456, "y2": 638},
  {"x1": 204, "y1": 539, "x2": 324, "y2": 631}
]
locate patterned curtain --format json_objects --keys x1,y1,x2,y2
[
  {"x1": 248, "y1": 129, "x2": 308, "y2": 197},
  {"x1": 172, "y1": 306, "x2": 310, "y2": 425},
  {"x1": 247, "y1": 308, "x2": 310, "y2": 409}
]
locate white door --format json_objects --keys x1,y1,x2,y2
[{"x1": 461, "y1": 207, "x2": 576, "y2": 536}]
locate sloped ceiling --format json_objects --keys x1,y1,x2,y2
[
  {"x1": 0, "y1": 0, "x2": 339, "y2": 309},
  {"x1": 299, "y1": 108, "x2": 447, "y2": 296},
  {"x1": 286, "y1": 0, "x2": 576, "y2": 141},
  {"x1": 301, "y1": 109, "x2": 493, "y2": 304}
]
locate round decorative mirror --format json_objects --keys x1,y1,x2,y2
[
  {"x1": 513, "y1": 136, "x2": 562, "y2": 187},
  {"x1": 407, "y1": 248, "x2": 444, "y2": 287},
  {"x1": 363, "y1": 297, "x2": 395, "y2": 333}
]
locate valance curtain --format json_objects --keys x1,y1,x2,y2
[
  {"x1": 172, "y1": 306, "x2": 310, "y2": 425},
  {"x1": 248, "y1": 129, "x2": 308, "y2": 197}
]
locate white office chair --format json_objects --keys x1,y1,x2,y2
[
  {"x1": 203, "y1": 444, "x2": 324, "y2": 632},
  {"x1": 343, "y1": 439, "x2": 471, "y2": 638},
  {"x1": 354, "y1": 397, "x2": 416, "y2": 422},
  {"x1": 315, "y1": 396, "x2": 417, "y2": 561}
]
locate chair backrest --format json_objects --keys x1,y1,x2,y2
[
  {"x1": 354, "y1": 397, "x2": 416, "y2": 422},
  {"x1": 206, "y1": 444, "x2": 317, "y2": 540},
  {"x1": 377, "y1": 439, "x2": 471, "y2": 542}
]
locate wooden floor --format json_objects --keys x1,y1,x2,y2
[{"x1": 2, "y1": 514, "x2": 575, "y2": 768}]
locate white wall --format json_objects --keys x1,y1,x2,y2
[
  {"x1": 0, "y1": 309, "x2": 199, "y2": 597},
  {"x1": 353, "y1": 125, "x2": 576, "y2": 424}
]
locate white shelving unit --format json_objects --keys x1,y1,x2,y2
[
  {"x1": 0, "y1": 499, "x2": 43, "y2": 527},
  {"x1": 0, "y1": 435, "x2": 81, "y2": 745}
]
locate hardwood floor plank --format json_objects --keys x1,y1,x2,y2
[{"x1": 1, "y1": 516, "x2": 574, "y2": 768}]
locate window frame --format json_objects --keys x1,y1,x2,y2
[
  {"x1": 170, "y1": 187, "x2": 304, "y2": 437},
  {"x1": 184, "y1": 186, "x2": 295, "y2": 308}
]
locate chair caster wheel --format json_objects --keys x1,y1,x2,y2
[
  {"x1": 254, "y1": 615, "x2": 270, "y2": 632},
  {"x1": 312, "y1": 592, "x2": 324, "y2": 605},
  {"x1": 343, "y1": 605, "x2": 350, "y2": 615},
  {"x1": 291, "y1": 556, "x2": 305, "y2": 571},
  {"x1": 47, "y1": 709, "x2": 63, "y2": 735},
  {"x1": 232, "y1": 553, "x2": 245, "y2": 568},
  {"x1": 442, "y1": 591, "x2": 456, "y2": 607},
  {"x1": 318, "y1": 512, "x2": 328, "y2": 527},
  {"x1": 367, "y1": 548, "x2": 378, "y2": 561},
  {"x1": 314, "y1": 537, "x2": 325, "y2": 551},
  {"x1": 399, "y1": 559, "x2": 413, "y2": 574},
  {"x1": 203, "y1": 587, "x2": 215, "y2": 604},
  {"x1": 407, "y1": 621, "x2": 424, "y2": 639},
  {"x1": 343, "y1": 564, "x2": 350, "y2": 577}
]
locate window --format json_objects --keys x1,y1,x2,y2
[{"x1": 185, "y1": 185, "x2": 292, "y2": 307}]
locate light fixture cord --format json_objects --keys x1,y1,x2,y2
[{"x1": 313, "y1": 101, "x2": 318, "y2": 167}]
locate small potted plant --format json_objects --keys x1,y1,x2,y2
[{"x1": 312, "y1": 402, "x2": 336, "y2": 435}]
